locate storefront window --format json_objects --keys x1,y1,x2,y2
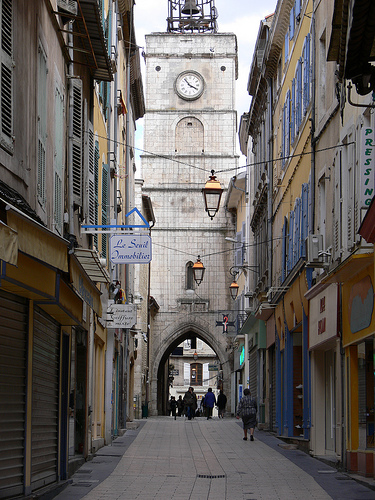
[{"x1": 357, "y1": 339, "x2": 374, "y2": 449}]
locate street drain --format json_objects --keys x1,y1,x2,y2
[{"x1": 197, "y1": 474, "x2": 226, "y2": 479}]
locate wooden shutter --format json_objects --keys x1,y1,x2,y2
[
  {"x1": 72, "y1": 79, "x2": 83, "y2": 205},
  {"x1": 301, "y1": 183, "x2": 309, "y2": 257},
  {"x1": 37, "y1": 43, "x2": 48, "y2": 206},
  {"x1": 94, "y1": 140, "x2": 99, "y2": 248},
  {"x1": 289, "y1": 4, "x2": 294, "y2": 40},
  {"x1": 0, "y1": 0, "x2": 13, "y2": 153},
  {"x1": 285, "y1": 90, "x2": 290, "y2": 160},
  {"x1": 294, "y1": 197, "x2": 301, "y2": 262},
  {"x1": 235, "y1": 231, "x2": 242, "y2": 266},
  {"x1": 291, "y1": 78, "x2": 296, "y2": 142},
  {"x1": 87, "y1": 122, "x2": 95, "y2": 226},
  {"x1": 282, "y1": 217, "x2": 287, "y2": 282},
  {"x1": 284, "y1": 32, "x2": 289, "y2": 63},
  {"x1": 296, "y1": 59, "x2": 302, "y2": 131},
  {"x1": 54, "y1": 83, "x2": 64, "y2": 234},
  {"x1": 101, "y1": 163, "x2": 109, "y2": 258},
  {"x1": 288, "y1": 210, "x2": 294, "y2": 273},
  {"x1": 303, "y1": 34, "x2": 311, "y2": 114}
]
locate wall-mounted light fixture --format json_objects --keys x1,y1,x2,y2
[{"x1": 228, "y1": 265, "x2": 260, "y2": 300}]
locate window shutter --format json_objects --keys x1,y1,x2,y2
[
  {"x1": 37, "y1": 43, "x2": 48, "y2": 206},
  {"x1": 294, "y1": 197, "x2": 301, "y2": 262},
  {"x1": 101, "y1": 163, "x2": 109, "y2": 258},
  {"x1": 291, "y1": 78, "x2": 296, "y2": 142},
  {"x1": 203, "y1": 363, "x2": 209, "y2": 386},
  {"x1": 333, "y1": 152, "x2": 342, "y2": 259},
  {"x1": 284, "y1": 32, "x2": 289, "y2": 63},
  {"x1": 346, "y1": 141, "x2": 355, "y2": 250},
  {"x1": 285, "y1": 90, "x2": 290, "y2": 160},
  {"x1": 303, "y1": 34, "x2": 311, "y2": 114},
  {"x1": 296, "y1": 59, "x2": 302, "y2": 131},
  {"x1": 87, "y1": 122, "x2": 95, "y2": 226},
  {"x1": 0, "y1": 0, "x2": 13, "y2": 153},
  {"x1": 290, "y1": 212, "x2": 294, "y2": 272},
  {"x1": 72, "y1": 78, "x2": 83, "y2": 205},
  {"x1": 54, "y1": 84, "x2": 64, "y2": 234},
  {"x1": 242, "y1": 221, "x2": 246, "y2": 263},
  {"x1": 282, "y1": 217, "x2": 287, "y2": 282},
  {"x1": 295, "y1": 0, "x2": 301, "y2": 18},
  {"x1": 93, "y1": 140, "x2": 99, "y2": 248},
  {"x1": 234, "y1": 231, "x2": 242, "y2": 266},
  {"x1": 301, "y1": 183, "x2": 309, "y2": 257},
  {"x1": 282, "y1": 103, "x2": 286, "y2": 166},
  {"x1": 289, "y1": 5, "x2": 294, "y2": 40}
]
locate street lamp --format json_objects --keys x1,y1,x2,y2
[
  {"x1": 229, "y1": 280, "x2": 240, "y2": 300},
  {"x1": 192, "y1": 255, "x2": 205, "y2": 285},
  {"x1": 202, "y1": 170, "x2": 223, "y2": 220},
  {"x1": 228, "y1": 265, "x2": 260, "y2": 300}
]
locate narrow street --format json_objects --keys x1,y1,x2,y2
[{"x1": 53, "y1": 417, "x2": 375, "y2": 500}]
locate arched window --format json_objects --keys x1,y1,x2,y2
[
  {"x1": 190, "y1": 363, "x2": 202, "y2": 386},
  {"x1": 186, "y1": 261, "x2": 194, "y2": 290},
  {"x1": 175, "y1": 117, "x2": 204, "y2": 154}
]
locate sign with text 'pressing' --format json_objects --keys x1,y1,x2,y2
[{"x1": 110, "y1": 234, "x2": 152, "y2": 264}]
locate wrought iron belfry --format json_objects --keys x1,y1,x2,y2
[{"x1": 167, "y1": 0, "x2": 218, "y2": 33}]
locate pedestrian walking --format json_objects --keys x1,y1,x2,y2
[
  {"x1": 183, "y1": 386, "x2": 197, "y2": 420},
  {"x1": 177, "y1": 395, "x2": 184, "y2": 417},
  {"x1": 169, "y1": 396, "x2": 177, "y2": 420},
  {"x1": 204, "y1": 387, "x2": 216, "y2": 419},
  {"x1": 217, "y1": 389, "x2": 227, "y2": 418},
  {"x1": 236, "y1": 388, "x2": 257, "y2": 440}
]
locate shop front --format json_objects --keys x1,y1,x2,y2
[{"x1": 307, "y1": 282, "x2": 342, "y2": 461}]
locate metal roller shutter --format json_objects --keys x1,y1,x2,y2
[
  {"x1": 249, "y1": 349, "x2": 257, "y2": 399},
  {"x1": 31, "y1": 306, "x2": 60, "y2": 491},
  {"x1": 0, "y1": 290, "x2": 28, "y2": 500}
]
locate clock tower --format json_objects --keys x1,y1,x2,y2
[{"x1": 141, "y1": 0, "x2": 238, "y2": 415}]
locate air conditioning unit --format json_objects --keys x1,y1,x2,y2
[
  {"x1": 306, "y1": 234, "x2": 325, "y2": 267},
  {"x1": 57, "y1": 0, "x2": 77, "y2": 16}
]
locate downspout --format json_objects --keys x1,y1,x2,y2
[
  {"x1": 267, "y1": 77, "x2": 273, "y2": 298},
  {"x1": 310, "y1": 3, "x2": 316, "y2": 233}
]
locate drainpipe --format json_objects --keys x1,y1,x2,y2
[{"x1": 310, "y1": 4, "x2": 316, "y2": 233}]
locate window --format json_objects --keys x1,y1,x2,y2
[
  {"x1": 175, "y1": 117, "x2": 204, "y2": 154},
  {"x1": 186, "y1": 262, "x2": 194, "y2": 290},
  {"x1": 190, "y1": 363, "x2": 202, "y2": 386},
  {"x1": 282, "y1": 90, "x2": 291, "y2": 167},
  {"x1": 37, "y1": 42, "x2": 48, "y2": 207},
  {"x1": 303, "y1": 34, "x2": 311, "y2": 114},
  {"x1": 0, "y1": 0, "x2": 13, "y2": 153}
]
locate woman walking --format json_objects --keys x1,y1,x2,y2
[{"x1": 236, "y1": 388, "x2": 257, "y2": 441}]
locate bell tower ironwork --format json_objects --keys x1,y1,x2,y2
[{"x1": 167, "y1": 0, "x2": 218, "y2": 33}]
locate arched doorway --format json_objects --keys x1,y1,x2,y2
[{"x1": 150, "y1": 323, "x2": 231, "y2": 416}]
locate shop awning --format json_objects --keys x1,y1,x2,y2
[
  {"x1": 0, "y1": 221, "x2": 18, "y2": 266},
  {"x1": 73, "y1": 248, "x2": 110, "y2": 284}
]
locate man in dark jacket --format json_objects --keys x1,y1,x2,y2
[
  {"x1": 217, "y1": 390, "x2": 227, "y2": 418},
  {"x1": 204, "y1": 387, "x2": 216, "y2": 419},
  {"x1": 183, "y1": 387, "x2": 197, "y2": 420}
]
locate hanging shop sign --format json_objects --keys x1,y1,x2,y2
[
  {"x1": 110, "y1": 234, "x2": 152, "y2": 264},
  {"x1": 360, "y1": 126, "x2": 375, "y2": 208},
  {"x1": 107, "y1": 304, "x2": 137, "y2": 329}
]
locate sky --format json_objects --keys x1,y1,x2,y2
[{"x1": 133, "y1": 0, "x2": 278, "y2": 167}]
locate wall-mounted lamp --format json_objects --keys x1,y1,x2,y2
[
  {"x1": 228, "y1": 265, "x2": 260, "y2": 300},
  {"x1": 202, "y1": 170, "x2": 223, "y2": 220},
  {"x1": 193, "y1": 351, "x2": 198, "y2": 360},
  {"x1": 192, "y1": 255, "x2": 205, "y2": 285}
]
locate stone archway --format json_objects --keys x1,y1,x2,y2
[{"x1": 149, "y1": 320, "x2": 231, "y2": 416}]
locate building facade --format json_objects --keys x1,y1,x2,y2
[{"x1": 141, "y1": 0, "x2": 238, "y2": 416}]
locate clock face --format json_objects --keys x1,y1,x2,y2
[{"x1": 176, "y1": 71, "x2": 204, "y2": 100}]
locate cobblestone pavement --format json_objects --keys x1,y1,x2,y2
[{"x1": 53, "y1": 417, "x2": 375, "y2": 500}]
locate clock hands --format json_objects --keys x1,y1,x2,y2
[{"x1": 183, "y1": 78, "x2": 198, "y2": 90}]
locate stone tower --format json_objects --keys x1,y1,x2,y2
[{"x1": 141, "y1": 0, "x2": 239, "y2": 415}]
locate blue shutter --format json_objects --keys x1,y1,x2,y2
[
  {"x1": 291, "y1": 78, "x2": 296, "y2": 142},
  {"x1": 289, "y1": 5, "x2": 294, "y2": 40},
  {"x1": 303, "y1": 34, "x2": 311, "y2": 114},
  {"x1": 286, "y1": 90, "x2": 290, "y2": 159},
  {"x1": 282, "y1": 217, "x2": 287, "y2": 282},
  {"x1": 282, "y1": 103, "x2": 286, "y2": 166},
  {"x1": 285, "y1": 32, "x2": 289, "y2": 63},
  {"x1": 294, "y1": 198, "x2": 301, "y2": 262},
  {"x1": 288, "y1": 211, "x2": 294, "y2": 273},
  {"x1": 301, "y1": 183, "x2": 309, "y2": 256},
  {"x1": 308, "y1": 174, "x2": 313, "y2": 235},
  {"x1": 295, "y1": 0, "x2": 301, "y2": 19},
  {"x1": 297, "y1": 59, "x2": 302, "y2": 130}
]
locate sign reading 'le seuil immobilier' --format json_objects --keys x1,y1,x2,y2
[{"x1": 110, "y1": 234, "x2": 152, "y2": 264}]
